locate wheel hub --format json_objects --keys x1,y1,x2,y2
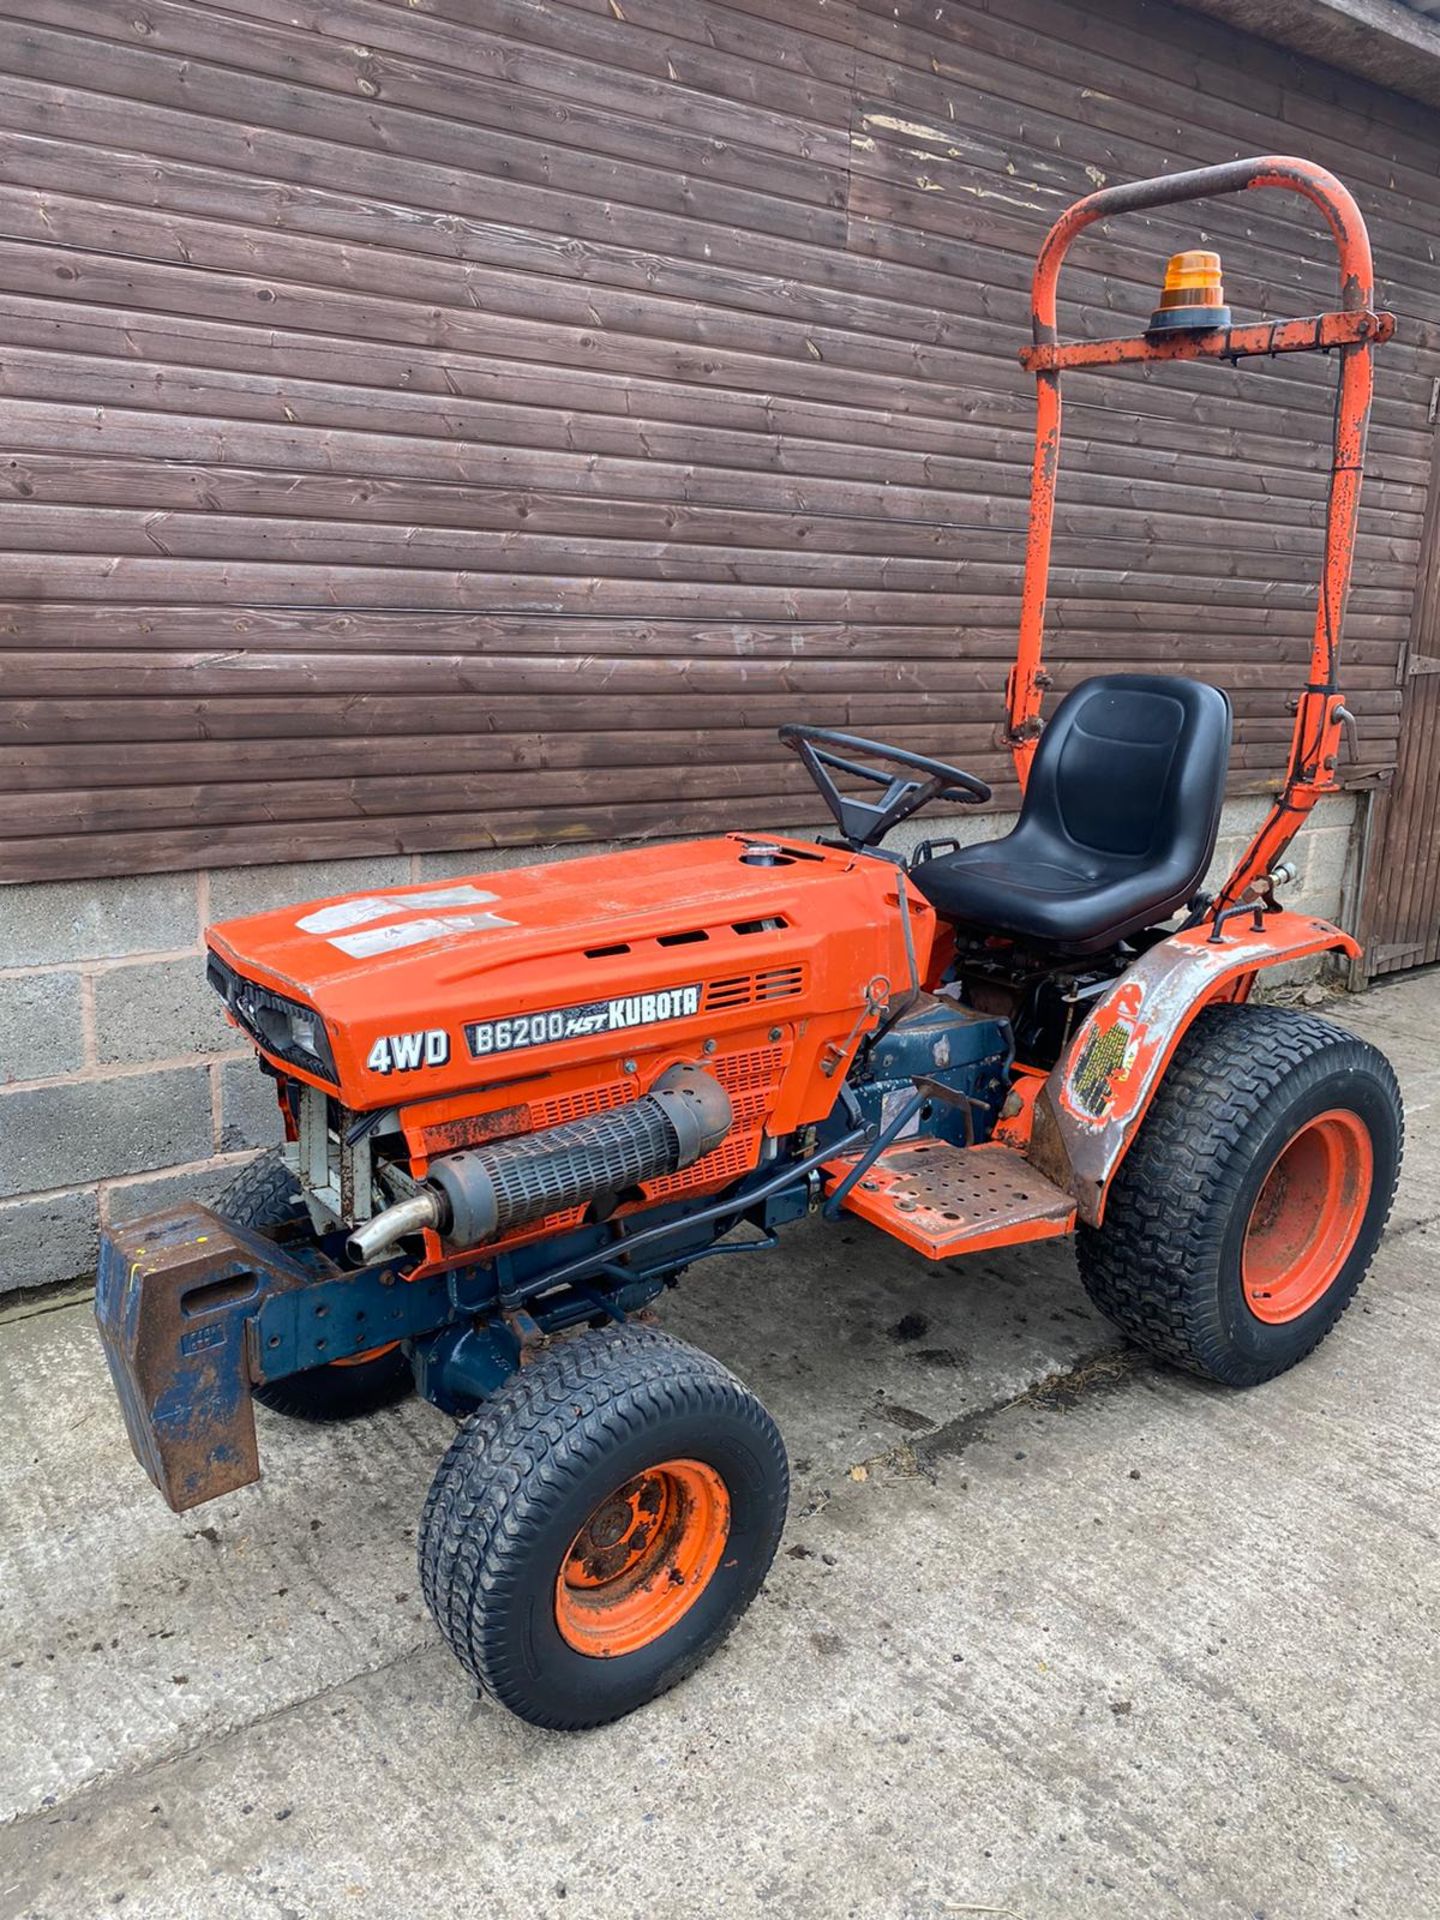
[
  {"x1": 555, "y1": 1459, "x2": 730, "y2": 1657},
  {"x1": 1243, "y1": 1107, "x2": 1374, "y2": 1324}
]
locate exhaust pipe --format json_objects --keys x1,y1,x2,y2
[
  {"x1": 346, "y1": 1063, "x2": 732, "y2": 1265},
  {"x1": 346, "y1": 1191, "x2": 445, "y2": 1265}
]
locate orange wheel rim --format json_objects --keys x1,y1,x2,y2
[
  {"x1": 555, "y1": 1458, "x2": 730, "y2": 1658},
  {"x1": 1242, "y1": 1108, "x2": 1374, "y2": 1324},
  {"x1": 330, "y1": 1341, "x2": 399, "y2": 1369}
]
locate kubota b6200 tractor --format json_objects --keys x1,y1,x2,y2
[{"x1": 97, "y1": 158, "x2": 1403, "y2": 1730}]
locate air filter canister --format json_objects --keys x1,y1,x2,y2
[{"x1": 426, "y1": 1062, "x2": 733, "y2": 1248}]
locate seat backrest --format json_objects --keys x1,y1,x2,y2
[{"x1": 1023, "y1": 673, "x2": 1232, "y2": 880}]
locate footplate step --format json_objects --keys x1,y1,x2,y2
[{"x1": 824, "y1": 1140, "x2": 1075, "y2": 1260}]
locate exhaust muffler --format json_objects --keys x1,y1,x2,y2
[{"x1": 347, "y1": 1063, "x2": 732, "y2": 1264}]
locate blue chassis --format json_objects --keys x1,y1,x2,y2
[{"x1": 94, "y1": 997, "x2": 1010, "y2": 1508}]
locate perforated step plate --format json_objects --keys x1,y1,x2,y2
[{"x1": 824, "y1": 1139, "x2": 1076, "y2": 1261}]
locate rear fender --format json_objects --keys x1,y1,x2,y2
[{"x1": 1031, "y1": 911, "x2": 1359, "y2": 1225}]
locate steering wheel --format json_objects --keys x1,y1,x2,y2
[{"x1": 777, "y1": 725, "x2": 992, "y2": 851}]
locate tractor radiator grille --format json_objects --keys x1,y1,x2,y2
[
  {"x1": 526, "y1": 1041, "x2": 785, "y2": 1133},
  {"x1": 641, "y1": 1124, "x2": 759, "y2": 1201},
  {"x1": 714, "y1": 1042, "x2": 786, "y2": 1093}
]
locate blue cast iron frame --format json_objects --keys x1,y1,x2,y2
[
  {"x1": 94, "y1": 989, "x2": 1011, "y2": 1510},
  {"x1": 95, "y1": 1123, "x2": 862, "y2": 1508}
]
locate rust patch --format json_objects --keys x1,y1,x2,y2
[
  {"x1": 94, "y1": 1205, "x2": 315, "y2": 1512},
  {"x1": 414, "y1": 1103, "x2": 530, "y2": 1157},
  {"x1": 1020, "y1": 307, "x2": 1391, "y2": 374}
]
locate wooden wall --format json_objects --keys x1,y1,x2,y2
[{"x1": 1, "y1": 0, "x2": 1436, "y2": 883}]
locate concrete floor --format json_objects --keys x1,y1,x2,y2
[{"x1": 2, "y1": 977, "x2": 1439, "y2": 1920}]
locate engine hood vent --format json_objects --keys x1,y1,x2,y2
[{"x1": 703, "y1": 965, "x2": 805, "y2": 1011}]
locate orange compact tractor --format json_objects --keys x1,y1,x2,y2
[{"x1": 98, "y1": 158, "x2": 1402, "y2": 1729}]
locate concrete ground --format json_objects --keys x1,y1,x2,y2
[{"x1": 2, "y1": 978, "x2": 1439, "y2": 1920}]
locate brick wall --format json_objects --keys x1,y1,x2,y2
[{"x1": 0, "y1": 792, "x2": 1364, "y2": 1294}]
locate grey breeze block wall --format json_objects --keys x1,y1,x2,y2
[{"x1": 0, "y1": 791, "x2": 1363, "y2": 1294}]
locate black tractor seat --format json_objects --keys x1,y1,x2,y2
[{"x1": 910, "y1": 673, "x2": 1232, "y2": 954}]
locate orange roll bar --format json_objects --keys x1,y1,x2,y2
[{"x1": 1004, "y1": 155, "x2": 1395, "y2": 918}]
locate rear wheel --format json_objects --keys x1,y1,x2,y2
[
  {"x1": 1076, "y1": 1004, "x2": 1401, "y2": 1387},
  {"x1": 216, "y1": 1150, "x2": 413, "y2": 1421},
  {"x1": 419, "y1": 1324, "x2": 788, "y2": 1730}
]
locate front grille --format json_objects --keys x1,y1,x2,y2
[{"x1": 206, "y1": 949, "x2": 338, "y2": 1084}]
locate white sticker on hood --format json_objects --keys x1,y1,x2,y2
[
  {"x1": 298, "y1": 886, "x2": 501, "y2": 936},
  {"x1": 299, "y1": 898, "x2": 400, "y2": 935},
  {"x1": 328, "y1": 912, "x2": 516, "y2": 959}
]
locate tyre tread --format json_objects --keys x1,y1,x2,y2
[
  {"x1": 215, "y1": 1149, "x2": 301, "y2": 1230},
  {"x1": 217, "y1": 1151, "x2": 412, "y2": 1421},
  {"x1": 418, "y1": 1324, "x2": 787, "y2": 1729},
  {"x1": 1075, "y1": 1003, "x2": 1401, "y2": 1384}
]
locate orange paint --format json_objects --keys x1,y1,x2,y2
[
  {"x1": 207, "y1": 833, "x2": 937, "y2": 1270},
  {"x1": 822, "y1": 1139, "x2": 1075, "y2": 1260},
  {"x1": 1242, "y1": 1109, "x2": 1374, "y2": 1323},
  {"x1": 991, "y1": 1063, "x2": 1047, "y2": 1151},
  {"x1": 329, "y1": 1342, "x2": 399, "y2": 1369},
  {"x1": 1006, "y1": 153, "x2": 1391, "y2": 914},
  {"x1": 554, "y1": 1458, "x2": 730, "y2": 1658}
]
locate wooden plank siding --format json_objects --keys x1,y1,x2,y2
[
  {"x1": 1359, "y1": 403, "x2": 1440, "y2": 975},
  {"x1": 0, "y1": 0, "x2": 1436, "y2": 882}
]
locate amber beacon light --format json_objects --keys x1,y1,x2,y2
[{"x1": 1147, "y1": 248, "x2": 1231, "y2": 333}]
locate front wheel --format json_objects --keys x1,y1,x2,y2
[
  {"x1": 1076, "y1": 1004, "x2": 1402, "y2": 1387},
  {"x1": 418, "y1": 1324, "x2": 788, "y2": 1730}
]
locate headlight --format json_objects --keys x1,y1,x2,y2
[
  {"x1": 286, "y1": 1006, "x2": 324, "y2": 1059},
  {"x1": 207, "y1": 951, "x2": 339, "y2": 1083}
]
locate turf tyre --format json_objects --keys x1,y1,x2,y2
[
  {"x1": 216, "y1": 1150, "x2": 413, "y2": 1421},
  {"x1": 418, "y1": 1323, "x2": 788, "y2": 1730},
  {"x1": 1075, "y1": 1003, "x2": 1401, "y2": 1387}
]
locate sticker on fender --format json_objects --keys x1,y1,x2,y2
[{"x1": 466, "y1": 984, "x2": 703, "y2": 1058}]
